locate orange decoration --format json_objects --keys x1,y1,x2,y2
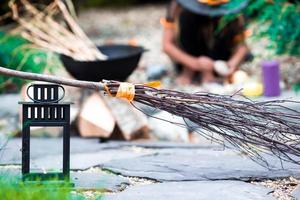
[
  {"x1": 116, "y1": 83, "x2": 135, "y2": 102},
  {"x1": 143, "y1": 81, "x2": 161, "y2": 88},
  {"x1": 198, "y1": 0, "x2": 229, "y2": 6},
  {"x1": 105, "y1": 81, "x2": 161, "y2": 102},
  {"x1": 233, "y1": 29, "x2": 253, "y2": 43},
  {"x1": 160, "y1": 18, "x2": 176, "y2": 29},
  {"x1": 128, "y1": 38, "x2": 138, "y2": 46}
]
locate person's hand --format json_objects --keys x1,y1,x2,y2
[{"x1": 195, "y1": 56, "x2": 214, "y2": 72}]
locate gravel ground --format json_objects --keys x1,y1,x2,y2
[{"x1": 253, "y1": 177, "x2": 300, "y2": 200}]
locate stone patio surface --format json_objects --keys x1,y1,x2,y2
[{"x1": 1, "y1": 138, "x2": 300, "y2": 199}]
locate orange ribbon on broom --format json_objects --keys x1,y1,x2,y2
[{"x1": 104, "y1": 81, "x2": 161, "y2": 102}]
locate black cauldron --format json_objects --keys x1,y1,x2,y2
[{"x1": 61, "y1": 44, "x2": 145, "y2": 82}]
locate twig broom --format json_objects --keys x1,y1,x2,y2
[{"x1": 1, "y1": 66, "x2": 300, "y2": 167}]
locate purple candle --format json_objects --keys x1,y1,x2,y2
[{"x1": 262, "y1": 60, "x2": 281, "y2": 97}]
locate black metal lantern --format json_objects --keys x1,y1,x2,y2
[{"x1": 20, "y1": 84, "x2": 72, "y2": 182}]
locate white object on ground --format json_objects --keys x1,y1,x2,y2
[
  {"x1": 214, "y1": 60, "x2": 230, "y2": 76},
  {"x1": 232, "y1": 70, "x2": 249, "y2": 84}
]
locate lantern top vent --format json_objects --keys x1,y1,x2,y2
[{"x1": 27, "y1": 84, "x2": 65, "y2": 103}]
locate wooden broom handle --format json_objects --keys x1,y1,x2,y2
[{"x1": 0, "y1": 66, "x2": 105, "y2": 90}]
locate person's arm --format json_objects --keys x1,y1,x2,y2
[
  {"x1": 162, "y1": 1, "x2": 213, "y2": 71},
  {"x1": 227, "y1": 44, "x2": 248, "y2": 74},
  {"x1": 227, "y1": 16, "x2": 249, "y2": 75},
  {"x1": 162, "y1": 29, "x2": 199, "y2": 70}
]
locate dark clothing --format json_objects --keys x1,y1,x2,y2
[
  {"x1": 166, "y1": 0, "x2": 246, "y2": 71},
  {"x1": 178, "y1": 11, "x2": 233, "y2": 60}
]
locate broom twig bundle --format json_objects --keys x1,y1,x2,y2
[
  {"x1": 7, "y1": 0, "x2": 107, "y2": 61},
  {"x1": 1, "y1": 66, "x2": 300, "y2": 167}
]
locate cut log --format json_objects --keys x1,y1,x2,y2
[
  {"x1": 102, "y1": 94, "x2": 149, "y2": 140},
  {"x1": 78, "y1": 93, "x2": 115, "y2": 138}
]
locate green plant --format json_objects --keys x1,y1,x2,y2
[
  {"x1": 0, "y1": 171, "x2": 105, "y2": 200},
  {"x1": 0, "y1": 174, "x2": 72, "y2": 200},
  {"x1": 220, "y1": 0, "x2": 300, "y2": 55},
  {"x1": 0, "y1": 32, "x2": 61, "y2": 93}
]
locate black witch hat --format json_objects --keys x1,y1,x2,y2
[{"x1": 176, "y1": 0, "x2": 249, "y2": 17}]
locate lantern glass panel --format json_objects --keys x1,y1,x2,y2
[{"x1": 29, "y1": 127, "x2": 63, "y2": 174}]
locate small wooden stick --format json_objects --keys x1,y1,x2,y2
[
  {"x1": 9, "y1": 0, "x2": 107, "y2": 61},
  {"x1": 55, "y1": 0, "x2": 107, "y2": 60},
  {"x1": 20, "y1": 0, "x2": 91, "y2": 57},
  {"x1": 19, "y1": 32, "x2": 79, "y2": 59}
]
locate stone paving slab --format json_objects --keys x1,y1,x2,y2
[
  {"x1": 2, "y1": 138, "x2": 300, "y2": 182},
  {"x1": 103, "y1": 148, "x2": 300, "y2": 182},
  {"x1": 292, "y1": 185, "x2": 300, "y2": 200},
  {"x1": 103, "y1": 181, "x2": 275, "y2": 200},
  {"x1": 0, "y1": 138, "x2": 113, "y2": 160},
  {"x1": 106, "y1": 141, "x2": 221, "y2": 149},
  {"x1": 0, "y1": 94, "x2": 19, "y2": 118},
  {"x1": 32, "y1": 149, "x2": 152, "y2": 170},
  {"x1": 0, "y1": 138, "x2": 136, "y2": 165},
  {"x1": 71, "y1": 172, "x2": 128, "y2": 191},
  {"x1": 0, "y1": 138, "x2": 219, "y2": 167},
  {"x1": 0, "y1": 138, "x2": 164, "y2": 169},
  {"x1": 0, "y1": 138, "x2": 102, "y2": 164}
]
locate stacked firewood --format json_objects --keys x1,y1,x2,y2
[{"x1": 77, "y1": 91, "x2": 150, "y2": 140}]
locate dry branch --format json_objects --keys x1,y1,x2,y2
[{"x1": 8, "y1": 0, "x2": 107, "y2": 61}]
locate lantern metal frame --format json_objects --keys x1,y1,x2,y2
[{"x1": 19, "y1": 84, "x2": 72, "y2": 182}]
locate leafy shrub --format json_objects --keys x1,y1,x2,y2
[
  {"x1": 220, "y1": 0, "x2": 300, "y2": 55},
  {"x1": 0, "y1": 32, "x2": 61, "y2": 93}
]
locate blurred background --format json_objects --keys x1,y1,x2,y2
[{"x1": 0, "y1": 0, "x2": 299, "y2": 143}]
